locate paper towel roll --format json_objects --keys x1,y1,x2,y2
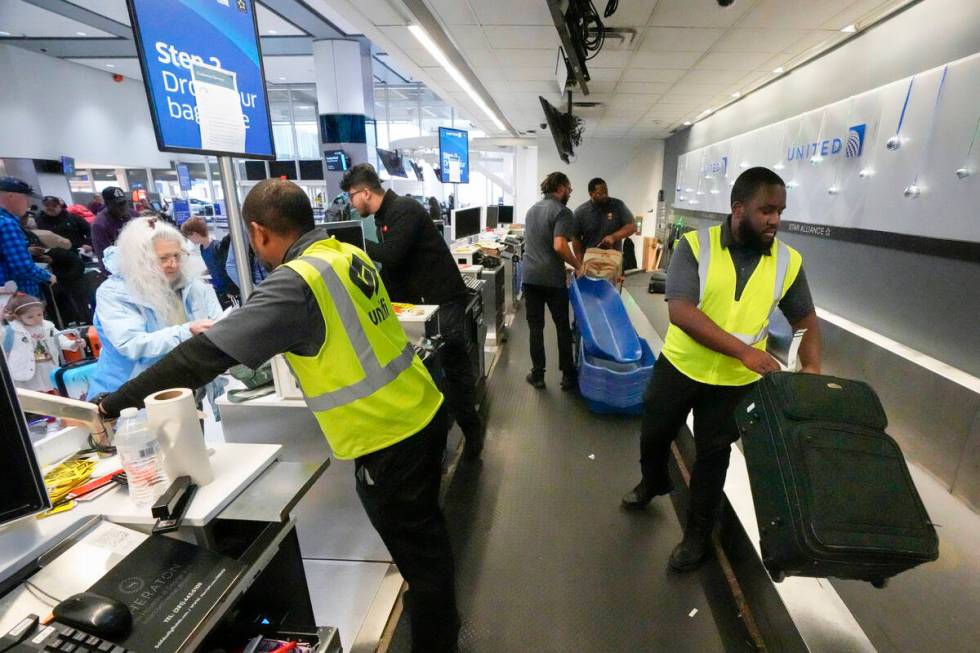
[{"x1": 145, "y1": 388, "x2": 214, "y2": 486}]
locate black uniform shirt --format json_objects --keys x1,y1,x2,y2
[{"x1": 366, "y1": 190, "x2": 467, "y2": 305}]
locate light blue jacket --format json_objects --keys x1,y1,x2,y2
[{"x1": 88, "y1": 246, "x2": 224, "y2": 397}]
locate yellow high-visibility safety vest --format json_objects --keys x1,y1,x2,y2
[
  {"x1": 282, "y1": 238, "x2": 444, "y2": 459},
  {"x1": 661, "y1": 225, "x2": 802, "y2": 386}
]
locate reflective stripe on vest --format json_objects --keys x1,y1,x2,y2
[
  {"x1": 695, "y1": 228, "x2": 790, "y2": 346},
  {"x1": 294, "y1": 255, "x2": 416, "y2": 412}
]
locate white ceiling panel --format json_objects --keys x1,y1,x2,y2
[
  {"x1": 639, "y1": 27, "x2": 724, "y2": 52},
  {"x1": 261, "y1": 56, "x2": 317, "y2": 84},
  {"x1": 69, "y1": 57, "x2": 142, "y2": 80},
  {"x1": 0, "y1": 0, "x2": 114, "y2": 37},
  {"x1": 494, "y1": 48, "x2": 558, "y2": 67},
  {"x1": 67, "y1": 0, "x2": 130, "y2": 25},
  {"x1": 781, "y1": 31, "x2": 842, "y2": 59},
  {"x1": 709, "y1": 28, "x2": 811, "y2": 54},
  {"x1": 448, "y1": 25, "x2": 492, "y2": 51},
  {"x1": 820, "y1": 0, "x2": 895, "y2": 30},
  {"x1": 473, "y1": 4, "x2": 553, "y2": 27},
  {"x1": 610, "y1": 94, "x2": 662, "y2": 108},
  {"x1": 588, "y1": 50, "x2": 635, "y2": 69},
  {"x1": 617, "y1": 81, "x2": 673, "y2": 95},
  {"x1": 649, "y1": 0, "x2": 754, "y2": 28},
  {"x1": 621, "y1": 68, "x2": 681, "y2": 84},
  {"x1": 350, "y1": 0, "x2": 407, "y2": 27},
  {"x1": 629, "y1": 51, "x2": 703, "y2": 69},
  {"x1": 506, "y1": 66, "x2": 557, "y2": 81},
  {"x1": 256, "y1": 5, "x2": 306, "y2": 36},
  {"x1": 622, "y1": 68, "x2": 686, "y2": 84},
  {"x1": 586, "y1": 81, "x2": 619, "y2": 94},
  {"x1": 680, "y1": 68, "x2": 748, "y2": 85},
  {"x1": 743, "y1": 0, "x2": 856, "y2": 29},
  {"x1": 482, "y1": 26, "x2": 560, "y2": 49},
  {"x1": 695, "y1": 51, "x2": 774, "y2": 71},
  {"x1": 462, "y1": 49, "x2": 499, "y2": 68},
  {"x1": 379, "y1": 26, "x2": 424, "y2": 51},
  {"x1": 601, "y1": 3, "x2": 656, "y2": 29},
  {"x1": 426, "y1": 0, "x2": 478, "y2": 26},
  {"x1": 421, "y1": 66, "x2": 453, "y2": 83},
  {"x1": 587, "y1": 67, "x2": 624, "y2": 82},
  {"x1": 402, "y1": 48, "x2": 441, "y2": 68}
]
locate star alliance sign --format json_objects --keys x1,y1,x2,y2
[{"x1": 787, "y1": 123, "x2": 866, "y2": 161}]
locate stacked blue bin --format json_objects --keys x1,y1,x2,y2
[{"x1": 570, "y1": 277, "x2": 656, "y2": 415}]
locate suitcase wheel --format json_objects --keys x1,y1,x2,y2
[
  {"x1": 763, "y1": 558, "x2": 786, "y2": 583},
  {"x1": 871, "y1": 578, "x2": 889, "y2": 589}
]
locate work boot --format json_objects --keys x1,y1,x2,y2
[
  {"x1": 668, "y1": 513, "x2": 714, "y2": 572},
  {"x1": 462, "y1": 417, "x2": 486, "y2": 461},
  {"x1": 621, "y1": 479, "x2": 674, "y2": 509},
  {"x1": 526, "y1": 371, "x2": 545, "y2": 389},
  {"x1": 560, "y1": 372, "x2": 578, "y2": 392}
]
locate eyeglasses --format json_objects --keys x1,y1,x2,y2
[{"x1": 157, "y1": 253, "x2": 184, "y2": 264}]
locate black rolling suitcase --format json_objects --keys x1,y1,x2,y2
[
  {"x1": 735, "y1": 372, "x2": 938, "y2": 587},
  {"x1": 648, "y1": 270, "x2": 666, "y2": 293}
]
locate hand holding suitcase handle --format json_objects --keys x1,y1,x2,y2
[{"x1": 739, "y1": 347, "x2": 781, "y2": 375}]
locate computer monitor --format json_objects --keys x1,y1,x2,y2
[
  {"x1": 451, "y1": 207, "x2": 481, "y2": 241},
  {"x1": 497, "y1": 205, "x2": 514, "y2": 224},
  {"x1": 0, "y1": 354, "x2": 51, "y2": 529},
  {"x1": 150, "y1": 200, "x2": 163, "y2": 212},
  {"x1": 322, "y1": 220, "x2": 366, "y2": 251},
  {"x1": 485, "y1": 205, "x2": 498, "y2": 230}
]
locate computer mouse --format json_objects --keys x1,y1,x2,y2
[{"x1": 53, "y1": 592, "x2": 132, "y2": 637}]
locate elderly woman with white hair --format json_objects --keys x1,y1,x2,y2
[{"x1": 88, "y1": 217, "x2": 224, "y2": 401}]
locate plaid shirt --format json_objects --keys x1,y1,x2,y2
[{"x1": 0, "y1": 207, "x2": 52, "y2": 297}]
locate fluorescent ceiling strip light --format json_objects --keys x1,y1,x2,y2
[{"x1": 408, "y1": 24, "x2": 505, "y2": 132}]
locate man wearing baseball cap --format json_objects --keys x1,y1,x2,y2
[
  {"x1": 0, "y1": 177, "x2": 57, "y2": 297},
  {"x1": 92, "y1": 186, "x2": 132, "y2": 270}
]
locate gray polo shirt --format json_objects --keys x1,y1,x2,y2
[
  {"x1": 572, "y1": 197, "x2": 634, "y2": 249},
  {"x1": 206, "y1": 228, "x2": 327, "y2": 368},
  {"x1": 665, "y1": 217, "x2": 815, "y2": 323},
  {"x1": 522, "y1": 197, "x2": 574, "y2": 288}
]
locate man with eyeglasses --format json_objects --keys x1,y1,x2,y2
[{"x1": 341, "y1": 163, "x2": 486, "y2": 461}]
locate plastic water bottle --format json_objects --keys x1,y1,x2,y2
[{"x1": 115, "y1": 407, "x2": 169, "y2": 507}]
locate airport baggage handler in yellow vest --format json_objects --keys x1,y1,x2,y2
[
  {"x1": 96, "y1": 179, "x2": 461, "y2": 653},
  {"x1": 621, "y1": 167, "x2": 822, "y2": 573}
]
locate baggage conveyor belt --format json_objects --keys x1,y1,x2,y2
[{"x1": 384, "y1": 291, "x2": 757, "y2": 652}]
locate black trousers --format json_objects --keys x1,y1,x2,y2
[
  {"x1": 355, "y1": 406, "x2": 459, "y2": 652},
  {"x1": 436, "y1": 298, "x2": 481, "y2": 437},
  {"x1": 523, "y1": 283, "x2": 574, "y2": 375},
  {"x1": 639, "y1": 356, "x2": 756, "y2": 523}
]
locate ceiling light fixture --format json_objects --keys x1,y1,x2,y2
[
  {"x1": 731, "y1": 92, "x2": 740, "y2": 98},
  {"x1": 0, "y1": 31, "x2": 10, "y2": 36},
  {"x1": 278, "y1": 76, "x2": 286, "y2": 81},
  {"x1": 267, "y1": 30, "x2": 278, "y2": 35},
  {"x1": 106, "y1": 63, "x2": 115, "y2": 68},
  {"x1": 840, "y1": 24, "x2": 857, "y2": 33},
  {"x1": 76, "y1": 32, "x2": 87, "y2": 36},
  {"x1": 683, "y1": 121, "x2": 692, "y2": 126},
  {"x1": 772, "y1": 66, "x2": 784, "y2": 74},
  {"x1": 408, "y1": 24, "x2": 505, "y2": 132}
]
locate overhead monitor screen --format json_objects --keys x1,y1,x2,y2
[
  {"x1": 128, "y1": 0, "x2": 275, "y2": 159},
  {"x1": 321, "y1": 114, "x2": 367, "y2": 144},
  {"x1": 438, "y1": 127, "x2": 469, "y2": 184},
  {"x1": 377, "y1": 149, "x2": 407, "y2": 178},
  {"x1": 324, "y1": 150, "x2": 350, "y2": 171}
]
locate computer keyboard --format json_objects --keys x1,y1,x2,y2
[
  {"x1": 5, "y1": 620, "x2": 134, "y2": 653},
  {"x1": 463, "y1": 276, "x2": 483, "y2": 291}
]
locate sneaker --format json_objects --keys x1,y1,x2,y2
[{"x1": 525, "y1": 372, "x2": 545, "y2": 389}]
